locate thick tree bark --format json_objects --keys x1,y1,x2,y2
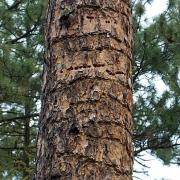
[{"x1": 35, "y1": 0, "x2": 133, "y2": 179}]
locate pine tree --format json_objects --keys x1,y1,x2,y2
[
  {"x1": 0, "y1": 0, "x2": 179, "y2": 179},
  {"x1": 133, "y1": 0, "x2": 180, "y2": 170},
  {"x1": 0, "y1": 0, "x2": 46, "y2": 178},
  {"x1": 35, "y1": 0, "x2": 133, "y2": 179}
]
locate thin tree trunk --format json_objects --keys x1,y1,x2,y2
[
  {"x1": 23, "y1": 105, "x2": 30, "y2": 179},
  {"x1": 36, "y1": 0, "x2": 133, "y2": 179}
]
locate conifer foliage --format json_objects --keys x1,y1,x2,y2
[
  {"x1": 133, "y1": 0, "x2": 180, "y2": 168},
  {"x1": 0, "y1": 0, "x2": 46, "y2": 179}
]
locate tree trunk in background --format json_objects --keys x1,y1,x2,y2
[
  {"x1": 36, "y1": 0, "x2": 133, "y2": 179},
  {"x1": 23, "y1": 105, "x2": 30, "y2": 179}
]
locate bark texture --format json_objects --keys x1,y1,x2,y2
[{"x1": 36, "y1": 0, "x2": 133, "y2": 179}]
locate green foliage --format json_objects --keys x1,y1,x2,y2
[
  {"x1": 133, "y1": 0, "x2": 180, "y2": 168},
  {"x1": 134, "y1": 2, "x2": 145, "y2": 17},
  {"x1": 0, "y1": 0, "x2": 47, "y2": 179}
]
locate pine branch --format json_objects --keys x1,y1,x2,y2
[
  {"x1": 0, "y1": 113, "x2": 39, "y2": 123},
  {"x1": 7, "y1": 25, "x2": 37, "y2": 44},
  {"x1": 134, "y1": 142, "x2": 180, "y2": 156},
  {"x1": 0, "y1": 146, "x2": 24, "y2": 150},
  {"x1": 0, "y1": 146, "x2": 36, "y2": 150}
]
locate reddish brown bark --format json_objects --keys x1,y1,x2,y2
[{"x1": 35, "y1": 0, "x2": 133, "y2": 179}]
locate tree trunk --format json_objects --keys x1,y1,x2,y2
[
  {"x1": 35, "y1": 0, "x2": 133, "y2": 179},
  {"x1": 23, "y1": 105, "x2": 30, "y2": 179}
]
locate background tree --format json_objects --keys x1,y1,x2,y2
[
  {"x1": 0, "y1": 0, "x2": 46, "y2": 179},
  {"x1": 133, "y1": 0, "x2": 180, "y2": 172}
]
